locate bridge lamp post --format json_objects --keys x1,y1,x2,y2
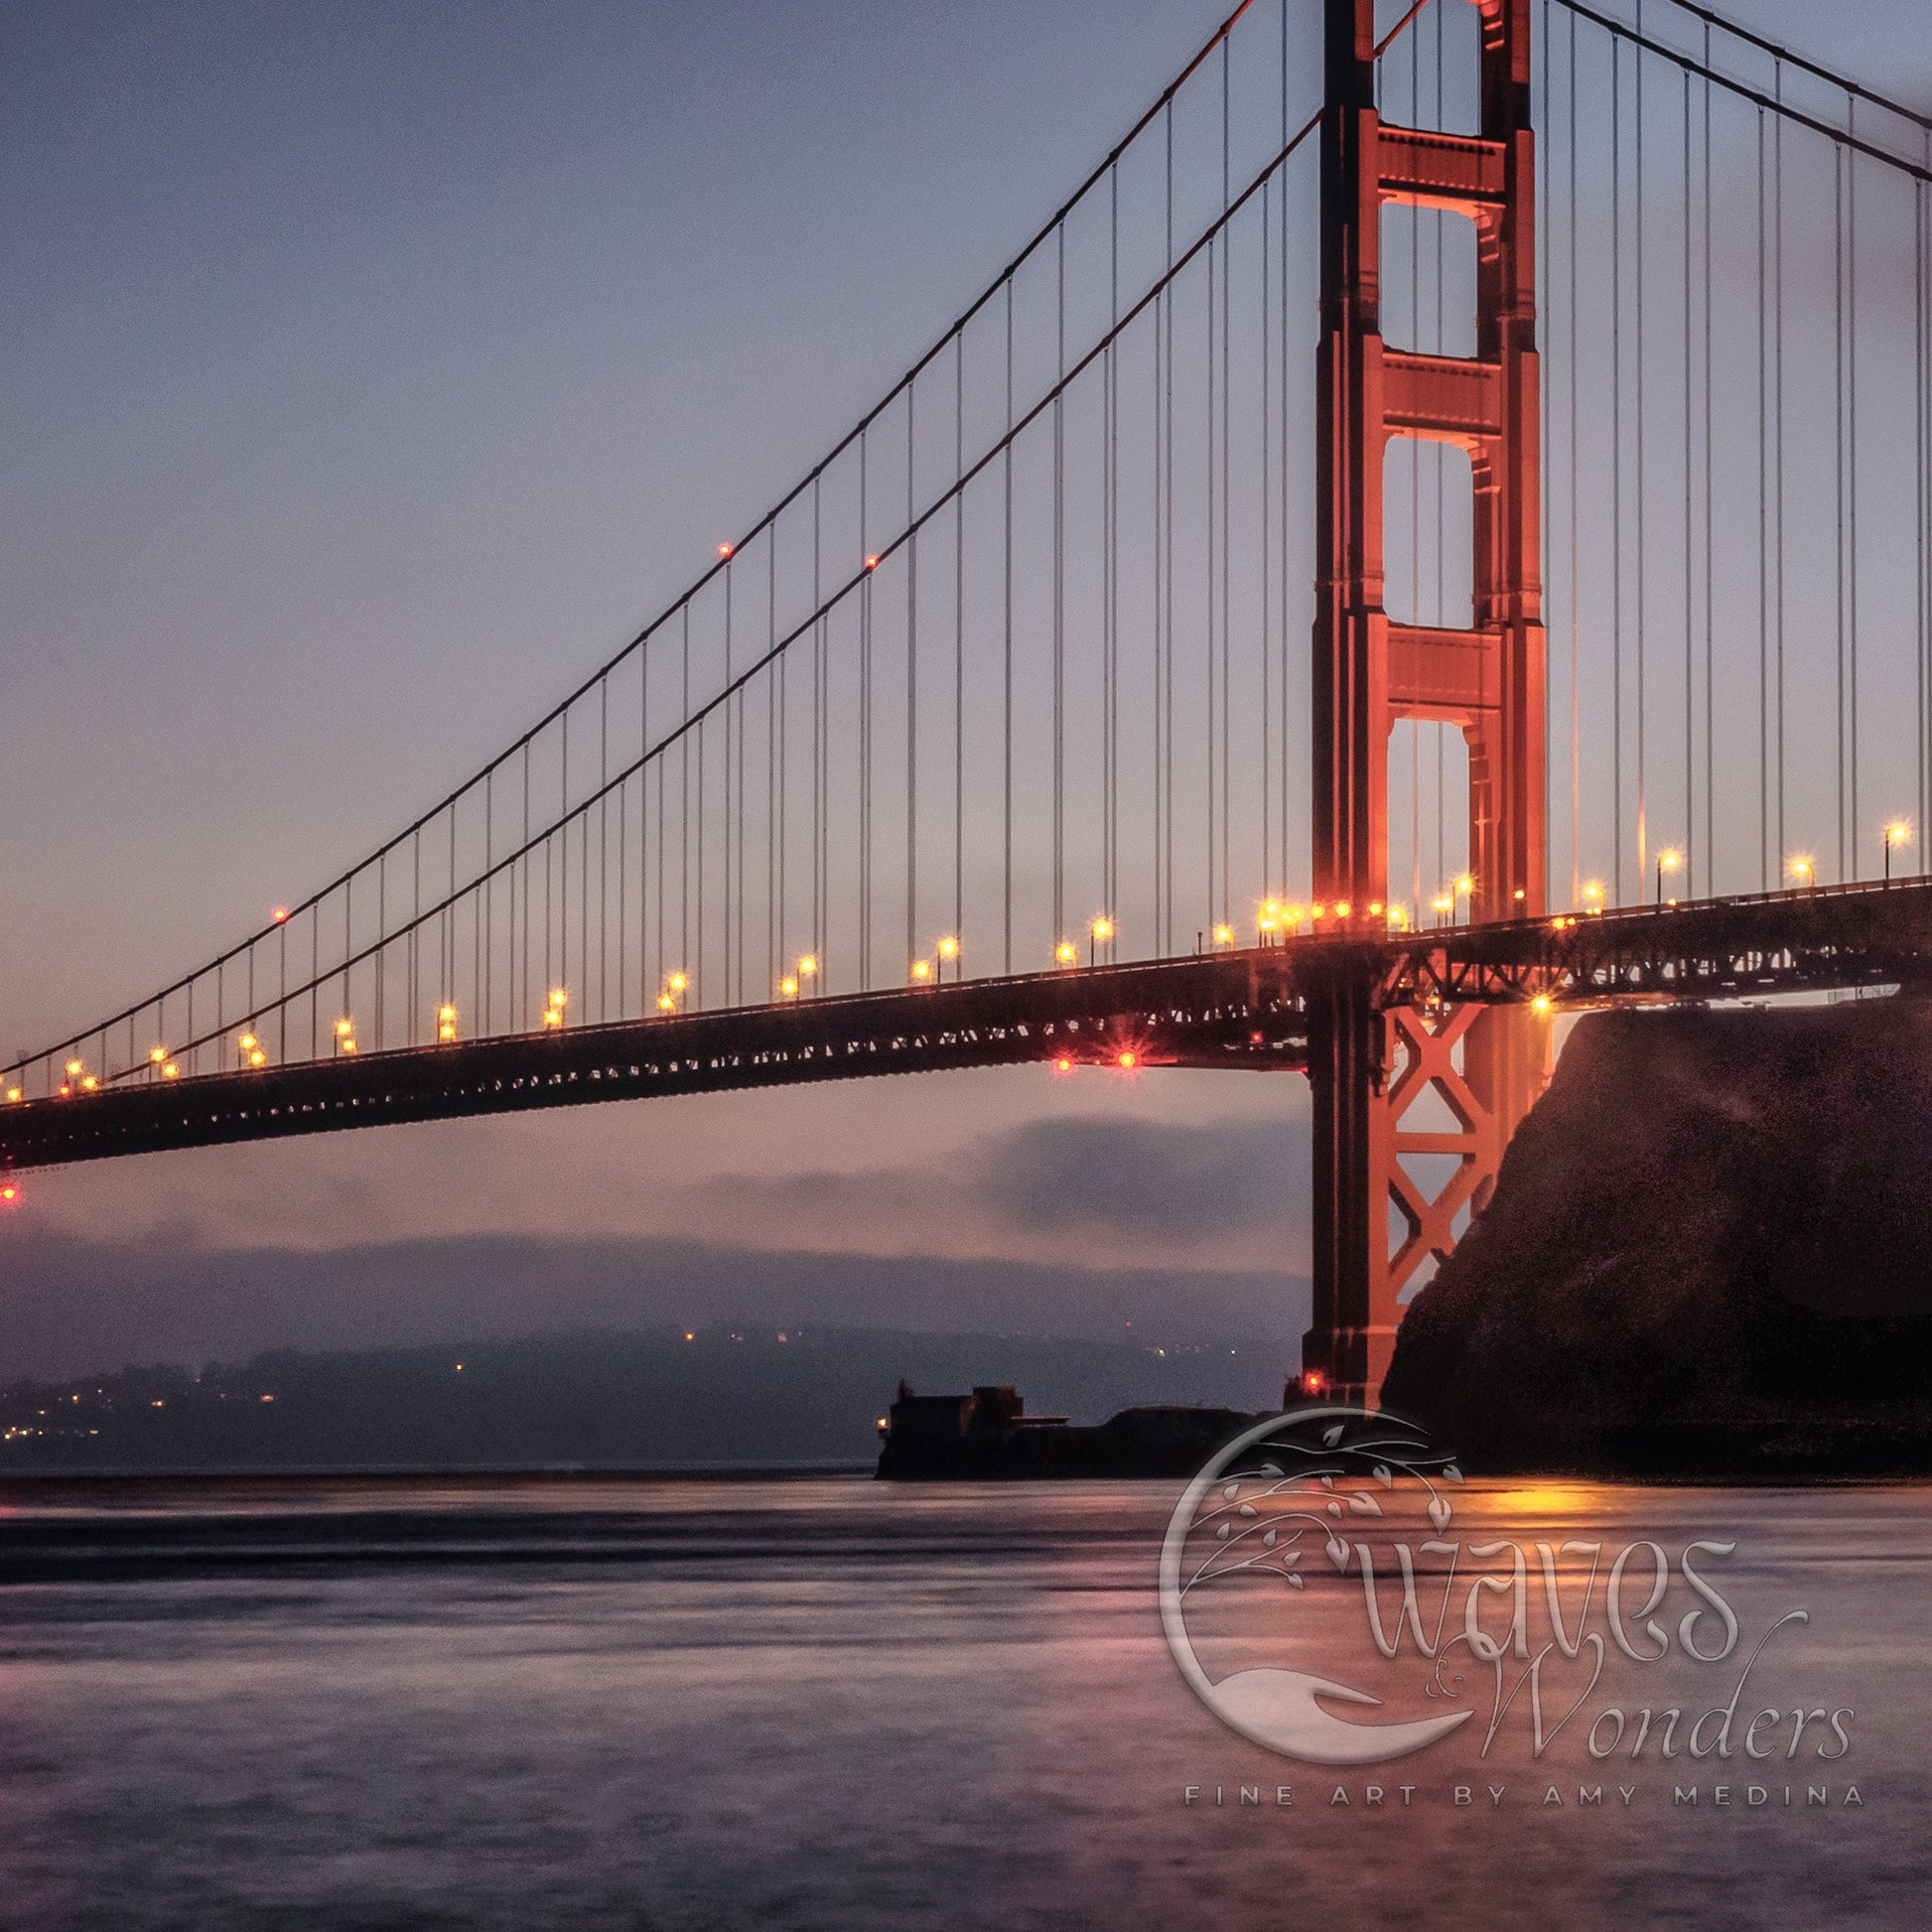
[
  {"x1": 334, "y1": 1020, "x2": 357, "y2": 1057},
  {"x1": 1088, "y1": 917, "x2": 1115, "y2": 967},
  {"x1": 1655, "y1": 849, "x2": 1681, "y2": 907},
  {"x1": 777, "y1": 975, "x2": 799, "y2": 1001},
  {"x1": 1582, "y1": 880, "x2": 1605, "y2": 915},
  {"x1": 1211, "y1": 922, "x2": 1236, "y2": 950},
  {"x1": 1788, "y1": 856, "x2": 1815, "y2": 895},
  {"x1": 795, "y1": 954, "x2": 819, "y2": 997},
  {"x1": 437, "y1": 1005, "x2": 458, "y2": 1043},
  {"x1": 1884, "y1": 821, "x2": 1911, "y2": 884},
  {"x1": 1431, "y1": 894, "x2": 1453, "y2": 928},
  {"x1": 936, "y1": 935, "x2": 961, "y2": 982},
  {"x1": 1054, "y1": 940, "x2": 1078, "y2": 968},
  {"x1": 909, "y1": 958, "x2": 933, "y2": 984},
  {"x1": 1452, "y1": 875, "x2": 1474, "y2": 924}
]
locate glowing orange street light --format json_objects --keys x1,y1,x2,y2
[
  {"x1": 909, "y1": 958, "x2": 932, "y2": 983},
  {"x1": 65, "y1": 1059, "x2": 82, "y2": 1078},
  {"x1": 1116, "y1": 1048, "x2": 1139, "y2": 1071},
  {"x1": 5, "y1": 1088, "x2": 21, "y2": 1103},
  {"x1": 0, "y1": 1182, "x2": 17, "y2": 1205},
  {"x1": 1788, "y1": 855, "x2": 1815, "y2": 893},
  {"x1": 162, "y1": 1065, "x2": 179, "y2": 1081},
  {"x1": 1531, "y1": 993, "x2": 1554, "y2": 1016},
  {"x1": 1212, "y1": 922, "x2": 1235, "y2": 949},
  {"x1": 1582, "y1": 879, "x2": 1605, "y2": 914},
  {"x1": 655, "y1": 994, "x2": 676, "y2": 1014},
  {"x1": 1054, "y1": 940, "x2": 1078, "y2": 968},
  {"x1": 778, "y1": 975, "x2": 799, "y2": 1000},
  {"x1": 865, "y1": 554, "x2": 881, "y2": 572},
  {"x1": 1333, "y1": 899, "x2": 1352, "y2": 919},
  {"x1": 1053, "y1": 1054, "x2": 1074, "y2": 1074},
  {"x1": 1088, "y1": 915, "x2": 1115, "y2": 966},
  {"x1": 1655, "y1": 848, "x2": 1681, "y2": 906},
  {"x1": 248, "y1": 1049, "x2": 266, "y2": 1067},
  {"x1": 797, "y1": 954, "x2": 819, "y2": 980},
  {"x1": 718, "y1": 541, "x2": 735, "y2": 560},
  {"x1": 272, "y1": 906, "x2": 290, "y2": 923},
  {"x1": 1884, "y1": 820, "x2": 1912, "y2": 884},
  {"x1": 80, "y1": 1076, "x2": 97, "y2": 1091},
  {"x1": 1431, "y1": 894, "x2": 1453, "y2": 927},
  {"x1": 935, "y1": 935, "x2": 960, "y2": 982},
  {"x1": 438, "y1": 1004, "x2": 458, "y2": 1042}
]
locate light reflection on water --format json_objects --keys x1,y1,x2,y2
[{"x1": 0, "y1": 1474, "x2": 1925, "y2": 1930}]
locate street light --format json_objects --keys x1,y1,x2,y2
[
  {"x1": 909, "y1": 958, "x2": 932, "y2": 983},
  {"x1": 1655, "y1": 848, "x2": 1681, "y2": 906},
  {"x1": 1431, "y1": 894, "x2": 1453, "y2": 928},
  {"x1": 1089, "y1": 916, "x2": 1115, "y2": 967},
  {"x1": 1788, "y1": 855, "x2": 1815, "y2": 893},
  {"x1": 1453, "y1": 875, "x2": 1474, "y2": 924},
  {"x1": 1884, "y1": 821, "x2": 1911, "y2": 884},
  {"x1": 1582, "y1": 880, "x2": 1605, "y2": 915},
  {"x1": 936, "y1": 935, "x2": 961, "y2": 982},
  {"x1": 1054, "y1": 940, "x2": 1078, "y2": 967},
  {"x1": 1211, "y1": 922, "x2": 1235, "y2": 950}
]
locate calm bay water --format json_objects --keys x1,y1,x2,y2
[{"x1": 0, "y1": 1472, "x2": 1926, "y2": 1929}]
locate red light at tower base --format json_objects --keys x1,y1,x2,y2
[
  {"x1": 1116, "y1": 1049, "x2": 1138, "y2": 1071},
  {"x1": 0, "y1": 1181, "x2": 18, "y2": 1205},
  {"x1": 1052, "y1": 1054, "x2": 1073, "y2": 1075}
]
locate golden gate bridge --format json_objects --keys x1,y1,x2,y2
[{"x1": 7, "y1": 0, "x2": 1932, "y2": 1406}]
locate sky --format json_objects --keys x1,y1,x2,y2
[{"x1": 2, "y1": 0, "x2": 1928, "y2": 1378}]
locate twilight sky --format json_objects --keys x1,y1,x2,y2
[{"x1": 2, "y1": 1, "x2": 1927, "y2": 1375}]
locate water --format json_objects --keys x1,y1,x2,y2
[{"x1": 0, "y1": 1473, "x2": 1926, "y2": 1929}]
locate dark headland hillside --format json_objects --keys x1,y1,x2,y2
[{"x1": 1382, "y1": 995, "x2": 1932, "y2": 1474}]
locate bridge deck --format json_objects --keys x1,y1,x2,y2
[{"x1": 6, "y1": 878, "x2": 1932, "y2": 1173}]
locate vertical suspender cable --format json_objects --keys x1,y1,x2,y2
[
  {"x1": 1682, "y1": 71, "x2": 1694, "y2": 893},
  {"x1": 1634, "y1": 5, "x2": 1648, "y2": 891},
  {"x1": 908, "y1": 380, "x2": 919, "y2": 972},
  {"x1": 1611, "y1": 27, "x2": 1624, "y2": 903},
  {"x1": 954, "y1": 337, "x2": 965, "y2": 948},
  {"x1": 1567, "y1": 4, "x2": 1580, "y2": 906},
  {"x1": 1702, "y1": 40, "x2": 1715, "y2": 893},
  {"x1": 1003, "y1": 280, "x2": 1015, "y2": 974},
  {"x1": 1054, "y1": 227, "x2": 1066, "y2": 945},
  {"x1": 1835, "y1": 141, "x2": 1847, "y2": 878}
]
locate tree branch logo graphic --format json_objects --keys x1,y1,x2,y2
[{"x1": 1159, "y1": 1405, "x2": 1475, "y2": 1764}]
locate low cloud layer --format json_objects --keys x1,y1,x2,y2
[{"x1": 0, "y1": 1223, "x2": 1309, "y2": 1382}]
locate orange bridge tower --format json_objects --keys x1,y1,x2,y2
[{"x1": 1304, "y1": 0, "x2": 1548, "y2": 1408}]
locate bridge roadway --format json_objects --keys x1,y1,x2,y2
[{"x1": 6, "y1": 876, "x2": 1932, "y2": 1173}]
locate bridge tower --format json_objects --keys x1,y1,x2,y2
[{"x1": 1304, "y1": 0, "x2": 1546, "y2": 1408}]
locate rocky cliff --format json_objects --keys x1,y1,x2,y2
[{"x1": 1381, "y1": 994, "x2": 1932, "y2": 1473}]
